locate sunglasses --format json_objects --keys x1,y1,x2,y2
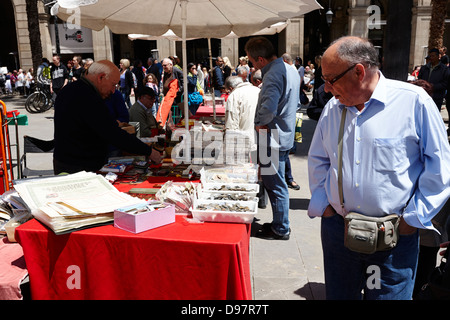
[{"x1": 322, "y1": 64, "x2": 357, "y2": 86}]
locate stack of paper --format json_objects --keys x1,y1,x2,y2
[
  {"x1": 0, "y1": 190, "x2": 32, "y2": 236},
  {"x1": 14, "y1": 171, "x2": 146, "y2": 234}
]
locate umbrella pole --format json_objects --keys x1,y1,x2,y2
[
  {"x1": 181, "y1": 0, "x2": 189, "y2": 131},
  {"x1": 208, "y1": 38, "x2": 216, "y2": 121}
]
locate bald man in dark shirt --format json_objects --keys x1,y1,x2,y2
[{"x1": 53, "y1": 60, "x2": 161, "y2": 174}]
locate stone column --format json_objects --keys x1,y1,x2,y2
[
  {"x1": 38, "y1": 10, "x2": 53, "y2": 61},
  {"x1": 12, "y1": 0, "x2": 32, "y2": 71},
  {"x1": 348, "y1": 6, "x2": 370, "y2": 38},
  {"x1": 285, "y1": 18, "x2": 304, "y2": 59},
  {"x1": 221, "y1": 38, "x2": 238, "y2": 67},
  {"x1": 409, "y1": 1, "x2": 432, "y2": 70},
  {"x1": 156, "y1": 39, "x2": 177, "y2": 61},
  {"x1": 12, "y1": 0, "x2": 55, "y2": 69},
  {"x1": 92, "y1": 27, "x2": 113, "y2": 61}
]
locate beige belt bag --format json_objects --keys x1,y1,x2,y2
[{"x1": 344, "y1": 212, "x2": 400, "y2": 254}]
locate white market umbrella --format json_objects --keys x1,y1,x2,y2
[
  {"x1": 224, "y1": 21, "x2": 289, "y2": 39},
  {"x1": 128, "y1": 31, "x2": 183, "y2": 42},
  {"x1": 129, "y1": 21, "x2": 290, "y2": 41},
  {"x1": 55, "y1": 0, "x2": 322, "y2": 130},
  {"x1": 128, "y1": 30, "x2": 198, "y2": 42}
]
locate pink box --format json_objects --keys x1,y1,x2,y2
[{"x1": 114, "y1": 200, "x2": 175, "y2": 234}]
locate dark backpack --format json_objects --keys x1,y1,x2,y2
[
  {"x1": 416, "y1": 246, "x2": 450, "y2": 300},
  {"x1": 306, "y1": 83, "x2": 332, "y2": 121},
  {"x1": 416, "y1": 212, "x2": 450, "y2": 301}
]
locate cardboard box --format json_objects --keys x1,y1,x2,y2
[{"x1": 114, "y1": 200, "x2": 175, "y2": 234}]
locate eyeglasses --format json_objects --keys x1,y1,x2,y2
[{"x1": 321, "y1": 64, "x2": 357, "y2": 86}]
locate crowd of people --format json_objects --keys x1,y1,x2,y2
[
  {"x1": 0, "y1": 68, "x2": 34, "y2": 96},
  {"x1": 0, "y1": 55, "x2": 95, "y2": 98}
]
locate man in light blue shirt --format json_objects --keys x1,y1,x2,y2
[
  {"x1": 308, "y1": 36, "x2": 450, "y2": 300},
  {"x1": 245, "y1": 37, "x2": 300, "y2": 240}
]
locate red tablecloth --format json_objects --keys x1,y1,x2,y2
[
  {"x1": 193, "y1": 105, "x2": 225, "y2": 118},
  {"x1": 15, "y1": 178, "x2": 252, "y2": 300},
  {"x1": 114, "y1": 176, "x2": 198, "y2": 190}
]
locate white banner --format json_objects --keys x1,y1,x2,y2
[{"x1": 50, "y1": 22, "x2": 93, "y2": 54}]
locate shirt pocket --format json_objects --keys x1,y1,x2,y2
[{"x1": 373, "y1": 138, "x2": 408, "y2": 172}]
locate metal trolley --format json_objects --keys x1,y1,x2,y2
[{"x1": 0, "y1": 100, "x2": 27, "y2": 192}]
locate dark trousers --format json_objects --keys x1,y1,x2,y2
[{"x1": 53, "y1": 158, "x2": 98, "y2": 175}]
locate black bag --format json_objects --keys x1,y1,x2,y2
[
  {"x1": 300, "y1": 89, "x2": 309, "y2": 105},
  {"x1": 306, "y1": 83, "x2": 332, "y2": 121},
  {"x1": 416, "y1": 245, "x2": 450, "y2": 300}
]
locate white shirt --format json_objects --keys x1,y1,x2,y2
[
  {"x1": 16, "y1": 73, "x2": 24, "y2": 87},
  {"x1": 225, "y1": 82, "x2": 260, "y2": 151}
]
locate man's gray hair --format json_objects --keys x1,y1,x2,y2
[
  {"x1": 162, "y1": 58, "x2": 173, "y2": 66},
  {"x1": 236, "y1": 66, "x2": 248, "y2": 76},
  {"x1": 225, "y1": 76, "x2": 243, "y2": 91},
  {"x1": 86, "y1": 61, "x2": 115, "y2": 77},
  {"x1": 282, "y1": 53, "x2": 293, "y2": 64},
  {"x1": 252, "y1": 69, "x2": 262, "y2": 81},
  {"x1": 332, "y1": 36, "x2": 379, "y2": 69}
]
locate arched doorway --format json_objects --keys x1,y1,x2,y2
[{"x1": 0, "y1": 0, "x2": 19, "y2": 72}]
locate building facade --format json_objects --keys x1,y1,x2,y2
[{"x1": 2, "y1": 0, "x2": 448, "y2": 75}]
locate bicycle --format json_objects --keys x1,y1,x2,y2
[{"x1": 25, "y1": 82, "x2": 53, "y2": 113}]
